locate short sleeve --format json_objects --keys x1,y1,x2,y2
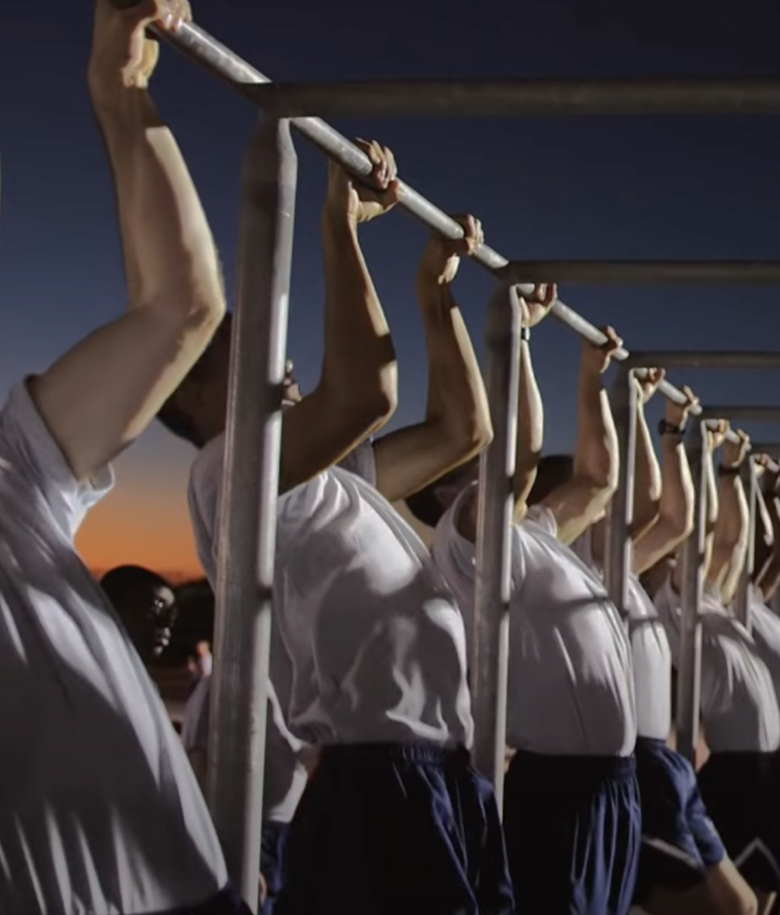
[
  {"x1": 337, "y1": 439, "x2": 377, "y2": 487},
  {"x1": 431, "y1": 485, "x2": 479, "y2": 624},
  {"x1": 0, "y1": 381, "x2": 113, "y2": 540},
  {"x1": 524, "y1": 504, "x2": 558, "y2": 538}
]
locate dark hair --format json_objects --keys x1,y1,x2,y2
[
  {"x1": 405, "y1": 456, "x2": 480, "y2": 528},
  {"x1": 156, "y1": 313, "x2": 233, "y2": 447},
  {"x1": 101, "y1": 565, "x2": 172, "y2": 609},
  {"x1": 527, "y1": 454, "x2": 574, "y2": 506}
]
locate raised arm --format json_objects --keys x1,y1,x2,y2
[
  {"x1": 630, "y1": 369, "x2": 665, "y2": 541},
  {"x1": 707, "y1": 430, "x2": 751, "y2": 605},
  {"x1": 372, "y1": 215, "x2": 492, "y2": 503},
  {"x1": 512, "y1": 284, "x2": 556, "y2": 522},
  {"x1": 278, "y1": 142, "x2": 399, "y2": 493},
  {"x1": 540, "y1": 328, "x2": 622, "y2": 545},
  {"x1": 634, "y1": 386, "x2": 699, "y2": 574},
  {"x1": 756, "y1": 466, "x2": 780, "y2": 602},
  {"x1": 29, "y1": 0, "x2": 225, "y2": 481}
]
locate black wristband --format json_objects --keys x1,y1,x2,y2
[
  {"x1": 718, "y1": 465, "x2": 740, "y2": 477},
  {"x1": 520, "y1": 326, "x2": 531, "y2": 342},
  {"x1": 658, "y1": 419, "x2": 682, "y2": 437}
]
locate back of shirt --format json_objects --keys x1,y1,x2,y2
[
  {"x1": 572, "y1": 529, "x2": 671, "y2": 741},
  {"x1": 747, "y1": 584, "x2": 780, "y2": 706},
  {"x1": 654, "y1": 575, "x2": 780, "y2": 752},
  {"x1": 0, "y1": 384, "x2": 226, "y2": 915},
  {"x1": 434, "y1": 485, "x2": 636, "y2": 756}
]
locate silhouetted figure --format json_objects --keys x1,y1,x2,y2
[{"x1": 101, "y1": 565, "x2": 178, "y2": 662}]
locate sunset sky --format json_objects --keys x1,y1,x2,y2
[{"x1": 3, "y1": 0, "x2": 780, "y2": 580}]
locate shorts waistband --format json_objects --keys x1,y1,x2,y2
[
  {"x1": 511, "y1": 749, "x2": 635, "y2": 779},
  {"x1": 635, "y1": 736, "x2": 669, "y2": 752},
  {"x1": 320, "y1": 742, "x2": 469, "y2": 766}
]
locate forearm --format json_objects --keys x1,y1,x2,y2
[
  {"x1": 416, "y1": 275, "x2": 490, "y2": 450},
  {"x1": 93, "y1": 87, "x2": 223, "y2": 319},
  {"x1": 573, "y1": 366, "x2": 618, "y2": 493},
  {"x1": 708, "y1": 475, "x2": 749, "y2": 600},
  {"x1": 631, "y1": 402, "x2": 662, "y2": 540},
  {"x1": 319, "y1": 213, "x2": 397, "y2": 417},
  {"x1": 514, "y1": 338, "x2": 543, "y2": 516}
]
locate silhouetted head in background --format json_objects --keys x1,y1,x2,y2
[
  {"x1": 101, "y1": 565, "x2": 178, "y2": 662},
  {"x1": 156, "y1": 313, "x2": 303, "y2": 450}
]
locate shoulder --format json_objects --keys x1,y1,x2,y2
[
  {"x1": 0, "y1": 380, "x2": 113, "y2": 539},
  {"x1": 522, "y1": 504, "x2": 558, "y2": 538},
  {"x1": 336, "y1": 439, "x2": 377, "y2": 487}
]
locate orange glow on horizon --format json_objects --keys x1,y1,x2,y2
[{"x1": 76, "y1": 482, "x2": 203, "y2": 584}]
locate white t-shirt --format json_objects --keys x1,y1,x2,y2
[
  {"x1": 189, "y1": 434, "x2": 472, "y2": 750},
  {"x1": 433, "y1": 485, "x2": 636, "y2": 756},
  {"x1": 181, "y1": 673, "x2": 308, "y2": 824},
  {"x1": 747, "y1": 583, "x2": 780, "y2": 706},
  {"x1": 0, "y1": 383, "x2": 226, "y2": 915},
  {"x1": 572, "y1": 528, "x2": 671, "y2": 741},
  {"x1": 654, "y1": 575, "x2": 780, "y2": 753}
]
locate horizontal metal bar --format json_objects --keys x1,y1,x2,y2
[
  {"x1": 507, "y1": 261, "x2": 780, "y2": 284},
  {"x1": 628, "y1": 351, "x2": 780, "y2": 369},
  {"x1": 248, "y1": 79, "x2": 780, "y2": 119},
  {"x1": 699, "y1": 406, "x2": 780, "y2": 422}
]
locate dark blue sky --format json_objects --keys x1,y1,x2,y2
[{"x1": 2, "y1": 0, "x2": 780, "y2": 569}]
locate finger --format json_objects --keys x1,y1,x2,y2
[
  {"x1": 382, "y1": 146, "x2": 397, "y2": 183},
  {"x1": 544, "y1": 283, "x2": 558, "y2": 306},
  {"x1": 354, "y1": 138, "x2": 382, "y2": 168}
]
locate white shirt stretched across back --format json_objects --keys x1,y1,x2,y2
[
  {"x1": 654, "y1": 575, "x2": 780, "y2": 753},
  {"x1": 0, "y1": 383, "x2": 227, "y2": 915},
  {"x1": 189, "y1": 434, "x2": 473, "y2": 750},
  {"x1": 572, "y1": 528, "x2": 671, "y2": 741},
  {"x1": 746, "y1": 583, "x2": 780, "y2": 707},
  {"x1": 433, "y1": 485, "x2": 636, "y2": 756}
]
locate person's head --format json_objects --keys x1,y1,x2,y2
[
  {"x1": 156, "y1": 313, "x2": 303, "y2": 449},
  {"x1": 100, "y1": 565, "x2": 178, "y2": 661},
  {"x1": 405, "y1": 456, "x2": 481, "y2": 530},
  {"x1": 526, "y1": 454, "x2": 574, "y2": 506}
]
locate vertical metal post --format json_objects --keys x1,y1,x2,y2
[
  {"x1": 472, "y1": 283, "x2": 523, "y2": 806},
  {"x1": 208, "y1": 116, "x2": 297, "y2": 910},
  {"x1": 735, "y1": 458, "x2": 758, "y2": 629},
  {"x1": 604, "y1": 366, "x2": 638, "y2": 616},
  {"x1": 676, "y1": 421, "x2": 706, "y2": 763}
]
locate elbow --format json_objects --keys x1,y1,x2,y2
[{"x1": 455, "y1": 410, "x2": 494, "y2": 465}]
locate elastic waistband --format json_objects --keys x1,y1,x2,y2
[
  {"x1": 635, "y1": 737, "x2": 669, "y2": 753},
  {"x1": 510, "y1": 749, "x2": 635, "y2": 780},
  {"x1": 320, "y1": 742, "x2": 469, "y2": 766}
]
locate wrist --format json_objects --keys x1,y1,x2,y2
[
  {"x1": 321, "y1": 207, "x2": 359, "y2": 241},
  {"x1": 718, "y1": 464, "x2": 741, "y2": 477}
]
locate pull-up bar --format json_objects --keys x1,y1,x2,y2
[
  {"x1": 138, "y1": 17, "x2": 780, "y2": 419},
  {"x1": 250, "y1": 78, "x2": 780, "y2": 119}
]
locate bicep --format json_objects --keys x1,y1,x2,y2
[
  {"x1": 540, "y1": 476, "x2": 610, "y2": 546},
  {"x1": 372, "y1": 423, "x2": 468, "y2": 503},
  {"x1": 279, "y1": 385, "x2": 390, "y2": 495},
  {"x1": 634, "y1": 520, "x2": 688, "y2": 575},
  {"x1": 31, "y1": 306, "x2": 219, "y2": 481}
]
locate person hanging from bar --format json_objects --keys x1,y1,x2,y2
[
  {"x1": 652, "y1": 426, "x2": 780, "y2": 915},
  {"x1": 406, "y1": 291, "x2": 643, "y2": 915},
  {"x1": 569, "y1": 376, "x2": 758, "y2": 915},
  {"x1": 741, "y1": 461, "x2": 780, "y2": 710},
  {"x1": 157, "y1": 140, "x2": 514, "y2": 914},
  {"x1": 0, "y1": 1, "x2": 256, "y2": 913}
]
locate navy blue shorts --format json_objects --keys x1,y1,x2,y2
[
  {"x1": 274, "y1": 742, "x2": 515, "y2": 915},
  {"x1": 503, "y1": 750, "x2": 641, "y2": 915},
  {"x1": 697, "y1": 751, "x2": 780, "y2": 893},
  {"x1": 633, "y1": 737, "x2": 725, "y2": 902},
  {"x1": 260, "y1": 821, "x2": 289, "y2": 915},
  {"x1": 147, "y1": 884, "x2": 250, "y2": 915}
]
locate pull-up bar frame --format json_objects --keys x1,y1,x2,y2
[{"x1": 122, "y1": 7, "x2": 780, "y2": 901}]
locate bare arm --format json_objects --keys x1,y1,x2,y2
[
  {"x1": 30, "y1": 1, "x2": 225, "y2": 482},
  {"x1": 635, "y1": 387, "x2": 699, "y2": 574},
  {"x1": 373, "y1": 216, "x2": 492, "y2": 503},
  {"x1": 278, "y1": 144, "x2": 399, "y2": 494},
  {"x1": 757, "y1": 471, "x2": 780, "y2": 601},
  {"x1": 541, "y1": 328, "x2": 622, "y2": 545},
  {"x1": 630, "y1": 370, "x2": 664, "y2": 541},
  {"x1": 707, "y1": 431, "x2": 751, "y2": 605}
]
